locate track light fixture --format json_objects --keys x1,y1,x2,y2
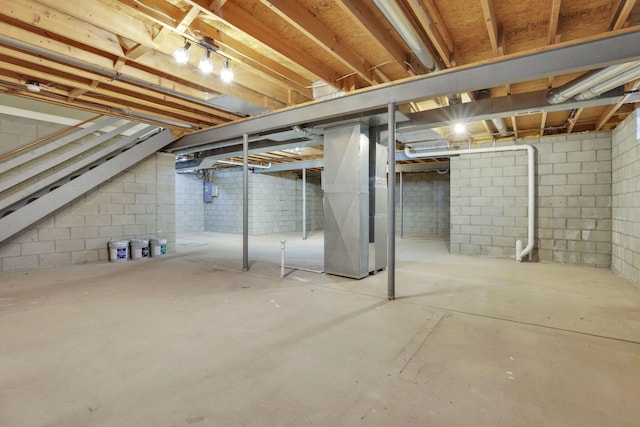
[
  {"x1": 172, "y1": 41, "x2": 191, "y2": 64},
  {"x1": 173, "y1": 37, "x2": 234, "y2": 83}
]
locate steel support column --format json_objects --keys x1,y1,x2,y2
[
  {"x1": 302, "y1": 168, "x2": 307, "y2": 240},
  {"x1": 387, "y1": 103, "x2": 396, "y2": 300},
  {"x1": 243, "y1": 133, "x2": 249, "y2": 271},
  {"x1": 401, "y1": 171, "x2": 406, "y2": 239}
]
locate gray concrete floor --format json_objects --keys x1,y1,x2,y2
[{"x1": 1, "y1": 231, "x2": 639, "y2": 426}]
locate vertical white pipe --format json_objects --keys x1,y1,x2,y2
[
  {"x1": 302, "y1": 168, "x2": 307, "y2": 240},
  {"x1": 242, "y1": 133, "x2": 249, "y2": 271},
  {"x1": 280, "y1": 240, "x2": 286, "y2": 278},
  {"x1": 517, "y1": 145, "x2": 536, "y2": 262}
]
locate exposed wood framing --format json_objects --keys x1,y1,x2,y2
[
  {"x1": 548, "y1": 0, "x2": 562, "y2": 44},
  {"x1": 610, "y1": 0, "x2": 638, "y2": 30},
  {"x1": 259, "y1": 0, "x2": 380, "y2": 86},
  {"x1": 480, "y1": 0, "x2": 499, "y2": 55}
]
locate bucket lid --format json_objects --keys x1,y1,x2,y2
[
  {"x1": 150, "y1": 237, "x2": 167, "y2": 243},
  {"x1": 109, "y1": 239, "x2": 129, "y2": 245},
  {"x1": 130, "y1": 239, "x2": 149, "y2": 245}
]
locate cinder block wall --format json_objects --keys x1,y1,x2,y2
[
  {"x1": 204, "y1": 170, "x2": 323, "y2": 235},
  {"x1": 396, "y1": 172, "x2": 450, "y2": 236},
  {"x1": 612, "y1": 109, "x2": 640, "y2": 287},
  {"x1": 0, "y1": 113, "x2": 65, "y2": 155},
  {"x1": 295, "y1": 174, "x2": 323, "y2": 233},
  {"x1": 0, "y1": 152, "x2": 176, "y2": 272},
  {"x1": 175, "y1": 173, "x2": 205, "y2": 232},
  {"x1": 450, "y1": 133, "x2": 612, "y2": 267},
  {"x1": 251, "y1": 171, "x2": 299, "y2": 234}
]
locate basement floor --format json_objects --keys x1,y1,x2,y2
[{"x1": 1, "y1": 232, "x2": 639, "y2": 426}]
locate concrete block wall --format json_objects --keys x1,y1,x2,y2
[
  {"x1": 298, "y1": 175, "x2": 324, "y2": 232},
  {"x1": 0, "y1": 113, "x2": 65, "y2": 155},
  {"x1": 204, "y1": 170, "x2": 244, "y2": 233},
  {"x1": 251, "y1": 171, "x2": 299, "y2": 234},
  {"x1": 175, "y1": 173, "x2": 204, "y2": 232},
  {"x1": 396, "y1": 172, "x2": 450, "y2": 236},
  {"x1": 0, "y1": 152, "x2": 176, "y2": 271},
  {"x1": 204, "y1": 170, "x2": 323, "y2": 235},
  {"x1": 450, "y1": 133, "x2": 612, "y2": 267},
  {"x1": 612, "y1": 109, "x2": 640, "y2": 288}
]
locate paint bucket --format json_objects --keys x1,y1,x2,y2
[
  {"x1": 130, "y1": 239, "x2": 149, "y2": 260},
  {"x1": 149, "y1": 237, "x2": 167, "y2": 257},
  {"x1": 108, "y1": 240, "x2": 129, "y2": 263}
]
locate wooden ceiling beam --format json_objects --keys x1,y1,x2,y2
[
  {"x1": 567, "y1": 107, "x2": 583, "y2": 133},
  {"x1": 540, "y1": 111, "x2": 548, "y2": 136},
  {"x1": 406, "y1": 0, "x2": 454, "y2": 67},
  {"x1": 0, "y1": 52, "x2": 229, "y2": 126},
  {"x1": 260, "y1": 0, "x2": 379, "y2": 87},
  {"x1": 596, "y1": 78, "x2": 640, "y2": 130},
  {"x1": 610, "y1": 0, "x2": 638, "y2": 30},
  {"x1": 0, "y1": 42, "x2": 239, "y2": 122},
  {"x1": 334, "y1": 0, "x2": 415, "y2": 75},
  {"x1": 548, "y1": 0, "x2": 562, "y2": 44},
  {"x1": 480, "y1": 0, "x2": 499, "y2": 56}
]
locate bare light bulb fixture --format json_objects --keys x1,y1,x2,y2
[
  {"x1": 220, "y1": 59, "x2": 233, "y2": 83},
  {"x1": 173, "y1": 41, "x2": 191, "y2": 64},
  {"x1": 198, "y1": 50, "x2": 213, "y2": 74},
  {"x1": 453, "y1": 122, "x2": 466, "y2": 134}
]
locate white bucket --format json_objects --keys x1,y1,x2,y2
[
  {"x1": 150, "y1": 237, "x2": 167, "y2": 257},
  {"x1": 108, "y1": 239, "x2": 129, "y2": 263},
  {"x1": 130, "y1": 239, "x2": 149, "y2": 260}
]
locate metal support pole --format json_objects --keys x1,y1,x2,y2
[
  {"x1": 302, "y1": 167, "x2": 307, "y2": 240},
  {"x1": 400, "y1": 171, "x2": 404, "y2": 239},
  {"x1": 242, "y1": 133, "x2": 249, "y2": 271},
  {"x1": 387, "y1": 103, "x2": 396, "y2": 300}
]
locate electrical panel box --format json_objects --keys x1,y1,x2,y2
[{"x1": 203, "y1": 181, "x2": 218, "y2": 203}]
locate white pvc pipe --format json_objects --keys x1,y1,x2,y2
[
  {"x1": 280, "y1": 240, "x2": 286, "y2": 278},
  {"x1": 217, "y1": 159, "x2": 272, "y2": 169},
  {"x1": 404, "y1": 144, "x2": 535, "y2": 262}
]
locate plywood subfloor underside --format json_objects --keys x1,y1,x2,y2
[{"x1": 1, "y1": 232, "x2": 639, "y2": 426}]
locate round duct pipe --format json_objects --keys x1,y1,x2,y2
[
  {"x1": 371, "y1": 0, "x2": 440, "y2": 72},
  {"x1": 546, "y1": 62, "x2": 639, "y2": 104},
  {"x1": 574, "y1": 63, "x2": 640, "y2": 101}
]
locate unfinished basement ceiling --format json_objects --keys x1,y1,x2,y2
[{"x1": 1, "y1": 0, "x2": 640, "y2": 169}]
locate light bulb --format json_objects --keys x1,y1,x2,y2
[
  {"x1": 221, "y1": 60, "x2": 233, "y2": 83},
  {"x1": 173, "y1": 42, "x2": 191, "y2": 64},
  {"x1": 454, "y1": 123, "x2": 466, "y2": 134},
  {"x1": 198, "y1": 51, "x2": 213, "y2": 74}
]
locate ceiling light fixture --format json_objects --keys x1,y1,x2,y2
[
  {"x1": 220, "y1": 59, "x2": 233, "y2": 83},
  {"x1": 173, "y1": 41, "x2": 191, "y2": 64},
  {"x1": 198, "y1": 50, "x2": 213, "y2": 74},
  {"x1": 26, "y1": 80, "x2": 41, "y2": 92},
  {"x1": 453, "y1": 123, "x2": 466, "y2": 134},
  {"x1": 173, "y1": 37, "x2": 234, "y2": 84}
]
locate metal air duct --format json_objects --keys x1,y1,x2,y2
[
  {"x1": 372, "y1": 0, "x2": 440, "y2": 72},
  {"x1": 547, "y1": 62, "x2": 639, "y2": 104},
  {"x1": 492, "y1": 118, "x2": 508, "y2": 136},
  {"x1": 574, "y1": 63, "x2": 640, "y2": 100}
]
